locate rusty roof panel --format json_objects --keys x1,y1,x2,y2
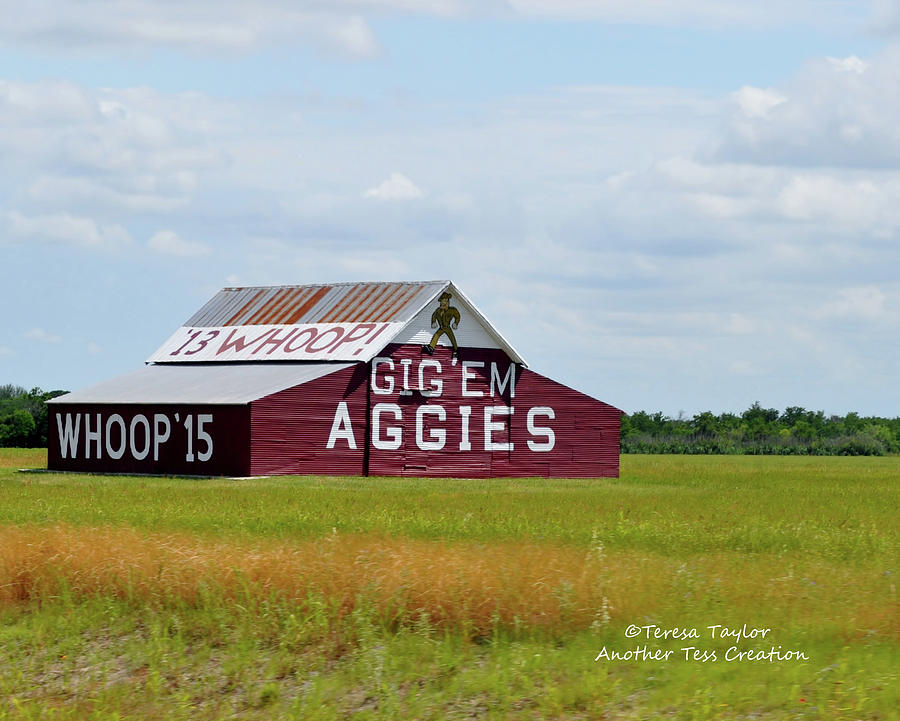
[
  {"x1": 270, "y1": 287, "x2": 315, "y2": 325},
  {"x1": 282, "y1": 286, "x2": 332, "y2": 324},
  {"x1": 348, "y1": 284, "x2": 393, "y2": 322},
  {"x1": 224, "y1": 289, "x2": 265, "y2": 326},
  {"x1": 211, "y1": 289, "x2": 251, "y2": 325},
  {"x1": 319, "y1": 283, "x2": 370, "y2": 323},
  {"x1": 262, "y1": 287, "x2": 306, "y2": 325},
  {"x1": 184, "y1": 281, "x2": 447, "y2": 327},
  {"x1": 236, "y1": 288, "x2": 277, "y2": 325},
  {"x1": 244, "y1": 289, "x2": 285, "y2": 325},
  {"x1": 371, "y1": 283, "x2": 426, "y2": 322},
  {"x1": 343, "y1": 284, "x2": 386, "y2": 323}
]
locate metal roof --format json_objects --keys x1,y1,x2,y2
[
  {"x1": 184, "y1": 281, "x2": 449, "y2": 327},
  {"x1": 145, "y1": 279, "x2": 527, "y2": 366},
  {"x1": 49, "y1": 363, "x2": 352, "y2": 405}
]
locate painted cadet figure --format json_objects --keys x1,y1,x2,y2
[{"x1": 422, "y1": 291, "x2": 460, "y2": 357}]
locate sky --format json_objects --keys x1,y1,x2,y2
[{"x1": 1, "y1": 0, "x2": 898, "y2": 418}]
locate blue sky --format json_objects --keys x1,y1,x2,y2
[{"x1": 2, "y1": 0, "x2": 898, "y2": 417}]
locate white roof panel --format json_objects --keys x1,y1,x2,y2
[{"x1": 49, "y1": 363, "x2": 352, "y2": 405}]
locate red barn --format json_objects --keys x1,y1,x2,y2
[{"x1": 48, "y1": 281, "x2": 620, "y2": 477}]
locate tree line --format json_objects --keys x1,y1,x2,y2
[
  {"x1": 622, "y1": 402, "x2": 900, "y2": 456},
  {"x1": 0, "y1": 385, "x2": 68, "y2": 448}
]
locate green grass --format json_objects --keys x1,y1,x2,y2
[
  {"x1": 4, "y1": 451, "x2": 897, "y2": 559},
  {"x1": 2, "y1": 596, "x2": 894, "y2": 721},
  {"x1": 1, "y1": 449, "x2": 897, "y2": 720}
]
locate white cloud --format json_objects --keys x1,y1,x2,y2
[
  {"x1": 827, "y1": 55, "x2": 868, "y2": 74},
  {"x1": 87, "y1": 342, "x2": 102, "y2": 354},
  {"x1": 0, "y1": 0, "x2": 866, "y2": 63},
  {"x1": 868, "y1": 0, "x2": 900, "y2": 34},
  {"x1": 0, "y1": 346, "x2": 13, "y2": 357},
  {"x1": 363, "y1": 172, "x2": 425, "y2": 200},
  {"x1": 0, "y1": 79, "x2": 95, "y2": 123},
  {"x1": 29, "y1": 176, "x2": 191, "y2": 213},
  {"x1": 732, "y1": 86, "x2": 786, "y2": 119},
  {"x1": 327, "y1": 15, "x2": 378, "y2": 57},
  {"x1": 615, "y1": 158, "x2": 900, "y2": 239},
  {"x1": 0, "y1": 80, "x2": 224, "y2": 224},
  {"x1": 723, "y1": 314, "x2": 757, "y2": 335},
  {"x1": 0, "y1": 3, "x2": 381, "y2": 56},
  {"x1": 715, "y1": 51, "x2": 900, "y2": 168},
  {"x1": 776, "y1": 175, "x2": 886, "y2": 224},
  {"x1": 148, "y1": 230, "x2": 211, "y2": 257},
  {"x1": 817, "y1": 286, "x2": 889, "y2": 322},
  {"x1": 25, "y1": 328, "x2": 62, "y2": 343},
  {"x1": 729, "y1": 360, "x2": 762, "y2": 376},
  {"x1": 505, "y1": 0, "x2": 860, "y2": 27},
  {"x1": 334, "y1": 253, "x2": 411, "y2": 277},
  {"x1": 1, "y1": 210, "x2": 132, "y2": 249}
]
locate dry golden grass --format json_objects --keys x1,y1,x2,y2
[
  {"x1": 0, "y1": 448, "x2": 44, "y2": 470},
  {"x1": 0, "y1": 525, "x2": 606, "y2": 633},
  {"x1": 0, "y1": 524, "x2": 895, "y2": 640}
]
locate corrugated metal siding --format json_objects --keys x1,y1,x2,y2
[
  {"x1": 367, "y1": 344, "x2": 620, "y2": 479},
  {"x1": 47, "y1": 404, "x2": 251, "y2": 476},
  {"x1": 510, "y1": 369, "x2": 620, "y2": 478},
  {"x1": 185, "y1": 281, "x2": 448, "y2": 327},
  {"x1": 249, "y1": 364, "x2": 368, "y2": 476}
]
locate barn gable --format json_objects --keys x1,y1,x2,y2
[
  {"x1": 388, "y1": 283, "x2": 525, "y2": 364},
  {"x1": 146, "y1": 281, "x2": 524, "y2": 365}
]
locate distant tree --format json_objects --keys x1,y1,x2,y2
[
  {"x1": 0, "y1": 385, "x2": 68, "y2": 447},
  {"x1": 0, "y1": 409, "x2": 36, "y2": 446},
  {"x1": 627, "y1": 411, "x2": 669, "y2": 435},
  {"x1": 843, "y1": 411, "x2": 865, "y2": 434},
  {"x1": 690, "y1": 411, "x2": 719, "y2": 436},
  {"x1": 780, "y1": 406, "x2": 809, "y2": 426},
  {"x1": 718, "y1": 412, "x2": 742, "y2": 432},
  {"x1": 0, "y1": 384, "x2": 27, "y2": 400},
  {"x1": 792, "y1": 420, "x2": 816, "y2": 443},
  {"x1": 742, "y1": 401, "x2": 779, "y2": 440},
  {"x1": 862, "y1": 423, "x2": 896, "y2": 453},
  {"x1": 743, "y1": 401, "x2": 779, "y2": 424}
]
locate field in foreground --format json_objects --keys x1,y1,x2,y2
[{"x1": 0, "y1": 449, "x2": 897, "y2": 720}]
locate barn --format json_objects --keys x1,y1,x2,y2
[{"x1": 48, "y1": 281, "x2": 621, "y2": 478}]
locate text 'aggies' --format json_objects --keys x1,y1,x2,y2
[{"x1": 325, "y1": 356, "x2": 556, "y2": 453}]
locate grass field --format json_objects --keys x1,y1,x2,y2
[{"x1": 0, "y1": 449, "x2": 897, "y2": 719}]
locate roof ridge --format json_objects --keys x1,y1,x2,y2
[{"x1": 223, "y1": 280, "x2": 449, "y2": 291}]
